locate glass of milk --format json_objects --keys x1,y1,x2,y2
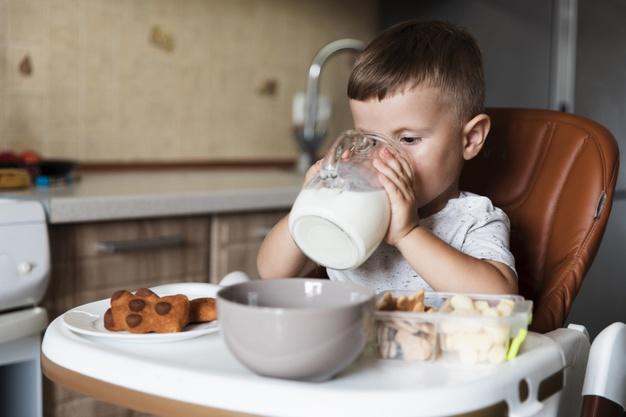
[{"x1": 289, "y1": 130, "x2": 405, "y2": 270}]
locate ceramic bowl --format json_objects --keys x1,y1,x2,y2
[{"x1": 217, "y1": 278, "x2": 374, "y2": 382}]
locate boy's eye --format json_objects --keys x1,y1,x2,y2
[{"x1": 400, "y1": 136, "x2": 422, "y2": 144}]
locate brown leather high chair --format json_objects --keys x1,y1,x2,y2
[{"x1": 460, "y1": 108, "x2": 620, "y2": 333}]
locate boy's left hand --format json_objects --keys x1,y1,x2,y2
[{"x1": 373, "y1": 147, "x2": 419, "y2": 245}]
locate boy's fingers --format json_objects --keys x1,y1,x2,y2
[
  {"x1": 375, "y1": 157, "x2": 413, "y2": 199},
  {"x1": 390, "y1": 152, "x2": 414, "y2": 185},
  {"x1": 386, "y1": 157, "x2": 404, "y2": 178},
  {"x1": 381, "y1": 150, "x2": 414, "y2": 187},
  {"x1": 374, "y1": 159, "x2": 404, "y2": 194},
  {"x1": 397, "y1": 156, "x2": 414, "y2": 182},
  {"x1": 379, "y1": 174, "x2": 415, "y2": 231},
  {"x1": 378, "y1": 173, "x2": 400, "y2": 200},
  {"x1": 375, "y1": 159, "x2": 412, "y2": 202}
]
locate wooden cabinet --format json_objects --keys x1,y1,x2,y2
[
  {"x1": 43, "y1": 209, "x2": 286, "y2": 417},
  {"x1": 210, "y1": 210, "x2": 288, "y2": 282},
  {"x1": 45, "y1": 216, "x2": 212, "y2": 321}
]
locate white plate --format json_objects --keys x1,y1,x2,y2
[{"x1": 62, "y1": 282, "x2": 221, "y2": 343}]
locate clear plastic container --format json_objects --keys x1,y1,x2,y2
[{"x1": 374, "y1": 291, "x2": 533, "y2": 364}]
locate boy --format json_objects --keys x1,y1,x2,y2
[{"x1": 257, "y1": 20, "x2": 517, "y2": 294}]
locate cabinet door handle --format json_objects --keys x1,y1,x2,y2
[{"x1": 95, "y1": 235, "x2": 186, "y2": 254}]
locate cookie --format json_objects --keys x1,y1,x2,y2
[
  {"x1": 104, "y1": 288, "x2": 190, "y2": 333},
  {"x1": 189, "y1": 297, "x2": 217, "y2": 323}
]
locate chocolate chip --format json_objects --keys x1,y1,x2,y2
[
  {"x1": 135, "y1": 288, "x2": 155, "y2": 297},
  {"x1": 155, "y1": 302, "x2": 171, "y2": 315},
  {"x1": 104, "y1": 308, "x2": 114, "y2": 329},
  {"x1": 129, "y1": 299, "x2": 145, "y2": 312},
  {"x1": 126, "y1": 314, "x2": 142, "y2": 328},
  {"x1": 111, "y1": 290, "x2": 127, "y2": 301}
]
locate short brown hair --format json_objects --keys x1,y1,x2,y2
[{"x1": 348, "y1": 20, "x2": 485, "y2": 122}]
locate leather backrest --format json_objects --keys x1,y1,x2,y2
[{"x1": 461, "y1": 108, "x2": 620, "y2": 333}]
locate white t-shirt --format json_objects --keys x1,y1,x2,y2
[{"x1": 326, "y1": 191, "x2": 516, "y2": 292}]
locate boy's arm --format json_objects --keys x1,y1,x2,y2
[
  {"x1": 257, "y1": 160, "x2": 323, "y2": 279},
  {"x1": 256, "y1": 215, "x2": 317, "y2": 279},
  {"x1": 374, "y1": 148, "x2": 516, "y2": 294},
  {"x1": 395, "y1": 227, "x2": 518, "y2": 294}
]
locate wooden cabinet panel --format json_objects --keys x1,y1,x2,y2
[
  {"x1": 50, "y1": 216, "x2": 211, "y2": 260},
  {"x1": 210, "y1": 210, "x2": 287, "y2": 282},
  {"x1": 211, "y1": 241, "x2": 264, "y2": 281},
  {"x1": 211, "y1": 211, "x2": 286, "y2": 245},
  {"x1": 46, "y1": 217, "x2": 212, "y2": 319}
]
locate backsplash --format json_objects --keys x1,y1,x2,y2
[{"x1": 0, "y1": 0, "x2": 377, "y2": 162}]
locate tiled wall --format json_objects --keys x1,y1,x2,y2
[{"x1": 0, "y1": 0, "x2": 377, "y2": 162}]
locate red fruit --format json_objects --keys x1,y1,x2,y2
[
  {"x1": 0, "y1": 151, "x2": 19, "y2": 162},
  {"x1": 19, "y1": 150, "x2": 41, "y2": 164}
]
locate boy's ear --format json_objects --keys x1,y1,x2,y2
[{"x1": 462, "y1": 113, "x2": 491, "y2": 160}]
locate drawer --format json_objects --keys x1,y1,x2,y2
[
  {"x1": 50, "y1": 216, "x2": 211, "y2": 261},
  {"x1": 52, "y1": 246, "x2": 209, "y2": 290},
  {"x1": 46, "y1": 216, "x2": 212, "y2": 319}
]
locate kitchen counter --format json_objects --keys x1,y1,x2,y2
[{"x1": 0, "y1": 170, "x2": 303, "y2": 224}]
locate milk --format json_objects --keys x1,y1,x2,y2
[{"x1": 288, "y1": 187, "x2": 390, "y2": 270}]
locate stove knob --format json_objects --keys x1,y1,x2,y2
[{"x1": 17, "y1": 261, "x2": 34, "y2": 275}]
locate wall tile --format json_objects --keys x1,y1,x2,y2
[
  {"x1": 1, "y1": 129, "x2": 44, "y2": 153},
  {"x1": 44, "y1": 128, "x2": 83, "y2": 158},
  {"x1": 0, "y1": 0, "x2": 7, "y2": 46},
  {"x1": 0, "y1": 0, "x2": 378, "y2": 161},
  {"x1": 7, "y1": 0, "x2": 49, "y2": 43},
  {"x1": 0, "y1": 42, "x2": 5, "y2": 110},
  {"x1": 48, "y1": 4, "x2": 81, "y2": 94},
  {"x1": 49, "y1": 90, "x2": 80, "y2": 130},
  {"x1": 3, "y1": 92, "x2": 47, "y2": 140},
  {"x1": 6, "y1": 44, "x2": 48, "y2": 93}
]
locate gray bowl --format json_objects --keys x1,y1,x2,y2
[{"x1": 217, "y1": 278, "x2": 375, "y2": 382}]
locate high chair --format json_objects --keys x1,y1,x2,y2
[
  {"x1": 461, "y1": 107, "x2": 620, "y2": 333},
  {"x1": 580, "y1": 322, "x2": 626, "y2": 417}
]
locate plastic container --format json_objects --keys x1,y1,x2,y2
[
  {"x1": 289, "y1": 130, "x2": 405, "y2": 270},
  {"x1": 374, "y1": 291, "x2": 533, "y2": 364}
]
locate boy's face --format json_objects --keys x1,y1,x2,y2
[{"x1": 350, "y1": 85, "x2": 466, "y2": 214}]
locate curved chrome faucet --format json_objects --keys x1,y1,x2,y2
[{"x1": 296, "y1": 38, "x2": 365, "y2": 173}]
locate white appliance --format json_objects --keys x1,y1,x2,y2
[{"x1": 0, "y1": 199, "x2": 50, "y2": 417}]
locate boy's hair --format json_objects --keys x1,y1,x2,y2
[{"x1": 348, "y1": 20, "x2": 485, "y2": 123}]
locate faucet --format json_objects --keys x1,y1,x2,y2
[{"x1": 295, "y1": 38, "x2": 365, "y2": 173}]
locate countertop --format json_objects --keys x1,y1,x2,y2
[{"x1": 0, "y1": 170, "x2": 303, "y2": 224}]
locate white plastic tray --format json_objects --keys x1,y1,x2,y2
[{"x1": 42, "y1": 312, "x2": 582, "y2": 417}]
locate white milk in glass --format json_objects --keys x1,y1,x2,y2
[{"x1": 288, "y1": 187, "x2": 390, "y2": 270}]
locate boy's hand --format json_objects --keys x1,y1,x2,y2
[
  {"x1": 373, "y1": 147, "x2": 419, "y2": 245},
  {"x1": 303, "y1": 159, "x2": 322, "y2": 187}
]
